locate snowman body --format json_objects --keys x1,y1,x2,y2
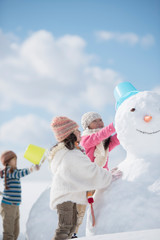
[{"x1": 86, "y1": 91, "x2": 160, "y2": 236}]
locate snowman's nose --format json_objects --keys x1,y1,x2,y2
[{"x1": 144, "y1": 115, "x2": 152, "y2": 122}]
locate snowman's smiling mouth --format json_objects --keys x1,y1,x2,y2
[{"x1": 136, "y1": 129, "x2": 160, "y2": 134}]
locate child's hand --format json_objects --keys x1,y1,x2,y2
[
  {"x1": 35, "y1": 165, "x2": 40, "y2": 171},
  {"x1": 30, "y1": 165, "x2": 40, "y2": 172},
  {"x1": 111, "y1": 169, "x2": 123, "y2": 182},
  {"x1": 0, "y1": 191, "x2": 3, "y2": 196},
  {"x1": 111, "y1": 167, "x2": 118, "y2": 173}
]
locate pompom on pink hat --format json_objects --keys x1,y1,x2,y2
[{"x1": 51, "y1": 116, "x2": 79, "y2": 142}]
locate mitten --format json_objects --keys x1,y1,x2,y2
[
  {"x1": 30, "y1": 165, "x2": 40, "y2": 172},
  {"x1": 112, "y1": 169, "x2": 123, "y2": 182},
  {"x1": 111, "y1": 167, "x2": 118, "y2": 173},
  {"x1": 87, "y1": 191, "x2": 94, "y2": 204}
]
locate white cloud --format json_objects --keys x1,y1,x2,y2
[
  {"x1": 0, "y1": 29, "x2": 19, "y2": 58},
  {"x1": 83, "y1": 67, "x2": 122, "y2": 108},
  {"x1": 0, "y1": 114, "x2": 52, "y2": 148},
  {"x1": 96, "y1": 31, "x2": 155, "y2": 47},
  {"x1": 140, "y1": 34, "x2": 155, "y2": 47},
  {"x1": 153, "y1": 86, "x2": 160, "y2": 94},
  {"x1": 0, "y1": 30, "x2": 123, "y2": 117}
]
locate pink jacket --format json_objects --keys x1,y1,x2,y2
[{"x1": 80, "y1": 123, "x2": 120, "y2": 170}]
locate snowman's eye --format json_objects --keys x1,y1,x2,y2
[{"x1": 130, "y1": 108, "x2": 136, "y2": 112}]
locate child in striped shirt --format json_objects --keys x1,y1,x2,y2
[{"x1": 0, "y1": 150, "x2": 40, "y2": 240}]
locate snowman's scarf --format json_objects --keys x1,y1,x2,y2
[{"x1": 82, "y1": 128, "x2": 109, "y2": 168}]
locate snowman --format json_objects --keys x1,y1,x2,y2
[{"x1": 86, "y1": 82, "x2": 160, "y2": 236}]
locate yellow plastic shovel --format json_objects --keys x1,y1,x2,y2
[{"x1": 24, "y1": 144, "x2": 47, "y2": 165}]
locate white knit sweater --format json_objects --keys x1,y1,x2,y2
[{"x1": 49, "y1": 144, "x2": 112, "y2": 209}]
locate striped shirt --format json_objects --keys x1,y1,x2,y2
[{"x1": 1, "y1": 166, "x2": 31, "y2": 205}]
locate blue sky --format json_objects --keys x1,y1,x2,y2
[{"x1": 0, "y1": 0, "x2": 160, "y2": 177}]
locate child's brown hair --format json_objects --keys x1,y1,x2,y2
[{"x1": 0, "y1": 151, "x2": 17, "y2": 189}]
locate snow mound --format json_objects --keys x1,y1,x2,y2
[{"x1": 26, "y1": 186, "x2": 57, "y2": 239}]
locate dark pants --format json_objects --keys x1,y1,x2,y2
[{"x1": 53, "y1": 201, "x2": 77, "y2": 240}]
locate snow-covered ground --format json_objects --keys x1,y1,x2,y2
[
  {"x1": 0, "y1": 181, "x2": 160, "y2": 240},
  {"x1": 79, "y1": 229, "x2": 160, "y2": 240}
]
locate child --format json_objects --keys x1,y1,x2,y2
[
  {"x1": 72, "y1": 112, "x2": 121, "y2": 237},
  {"x1": 80, "y1": 111, "x2": 120, "y2": 169},
  {"x1": 49, "y1": 116, "x2": 122, "y2": 240},
  {"x1": 0, "y1": 150, "x2": 40, "y2": 240}
]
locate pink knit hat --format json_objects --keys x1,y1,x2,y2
[{"x1": 51, "y1": 116, "x2": 79, "y2": 142}]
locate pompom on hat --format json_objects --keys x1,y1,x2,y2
[
  {"x1": 0, "y1": 150, "x2": 17, "y2": 166},
  {"x1": 81, "y1": 112, "x2": 102, "y2": 130},
  {"x1": 51, "y1": 116, "x2": 79, "y2": 142}
]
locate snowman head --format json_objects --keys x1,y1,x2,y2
[{"x1": 114, "y1": 83, "x2": 160, "y2": 157}]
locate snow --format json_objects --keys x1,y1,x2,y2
[
  {"x1": 115, "y1": 91, "x2": 160, "y2": 156},
  {"x1": 0, "y1": 183, "x2": 160, "y2": 240},
  {"x1": 79, "y1": 229, "x2": 160, "y2": 240}
]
